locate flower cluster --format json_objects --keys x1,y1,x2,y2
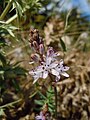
[
  {"x1": 29, "y1": 47, "x2": 69, "y2": 84},
  {"x1": 29, "y1": 29, "x2": 44, "y2": 53},
  {"x1": 29, "y1": 29, "x2": 69, "y2": 84}
]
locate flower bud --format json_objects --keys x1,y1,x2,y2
[
  {"x1": 39, "y1": 37, "x2": 43, "y2": 44},
  {"x1": 31, "y1": 54, "x2": 39, "y2": 62},
  {"x1": 33, "y1": 41, "x2": 39, "y2": 50},
  {"x1": 39, "y1": 44, "x2": 44, "y2": 54},
  {"x1": 47, "y1": 47, "x2": 54, "y2": 57},
  {"x1": 33, "y1": 32, "x2": 39, "y2": 41}
]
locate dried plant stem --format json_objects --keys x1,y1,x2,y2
[
  {"x1": 56, "y1": 78, "x2": 74, "y2": 85},
  {"x1": 0, "y1": 99, "x2": 22, "y2": 109},
  {"x1": 54, "y1": 86, "x2": 57, "y2": 119}
]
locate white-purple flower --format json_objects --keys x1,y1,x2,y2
[
  {"x1": 29, "y1": 47, "x2": 69, "y2": 83},
  {"x1": 55, "y1": 60, "x2": 69, "y2": 81},
  {"x1": 35, "y1": 112, "x2": 45, "y2": 120}
]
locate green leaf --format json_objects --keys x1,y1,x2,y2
[
  {"x1": 13, "y1": 66, "x2": 27, "y2": 76},
  {"x1": 12, "y1": 79, "x2": 20, "y2": 91},
  {"x1": 60, "y1": 38, "x2": 67, "y2": 51},
  {"x1": 0, "y1": 53, "x2": 6, "y2": 65},
  {"x1": 48, "y1": 103, "x2": 55, "y2": 109},
  {"x1": 7, "y1": 29, "x2": 15, "y2": 37},
  {"x1": 0, "y1": 70, "x2": 4, "y2": 75},
  {"x1": 0, "y1": 37, "x2": 6, "y2": 46},
  {"x1": 13, "y1": 0, "x2": 23, "y2": 19},
  {"x1": 35, "y1": 86, "x2": 55, "y2": 114},
  {"x1": 4, "y1": 70, "x2": 16, "y2": 79},
  {"x1": 38, "y1": 91, "x2": 47, "y2": 99},
  {"x1": 0, "y1": 108, "x2": 5, "y2": 116},
  {"x1": 83, "y1": 43, "x2": 87, "y2": 52},
  {"x1": 13, "y1": 60, "x2": 24, "y2": 67},
  {"x1": 35, "y1": 100, "x2": 44, "y2": 106}
]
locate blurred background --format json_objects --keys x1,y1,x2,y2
[{"x1": 0, "y1": 0, "x2": 90, "y2": 119}]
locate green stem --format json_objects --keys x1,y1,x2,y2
[
  {"x1": 0, "y1": 0, "x2": 13, "y2": 21},
  {"x1": 49, "y1": 74, "x2": 58, "y2": 119},
  {"x1": 54, "y1": 86, "x2": 57, "y2": 119},
  {"x1": 0, "y1": 99, "x2": 22, "y2": 109}
]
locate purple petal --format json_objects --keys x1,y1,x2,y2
[
  {"x1": 63, "y1": 66, "x2": 69, "y2": 71},
  {"x1": 49, "y1": 62, "x2": 58, "y2": 68},
  {"x1": 61, "y1": 72, "x2": 69, "y2": 77},
  {"x1": 35, "y1": 115, "x2": 42, "y2": 120},
  {"x1": 59, "y1": 60, "x2": 64, "y2": 66},
  {"x1": 51, "y1": 69, "x2": 59, "y2": 76},
  {"x1": 42, "y1": 70, "x2": 48, "y2": 79},
  {"x1": 29, "y1": 70, "x2": 35, "y2": 75},
  {"x1": 46, "y1": 56, "x2": 52, "y2": 65},
  {"x1": 55, "y1": 76, "x2": 60, "y2": 82},
  {"x1": 47, "y1": 47, "x2": 54, "y2": 57}
]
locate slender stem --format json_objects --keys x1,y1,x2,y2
[
  {"x1": 0, "y1": 99, "x2": 22, "y2": 109},
  {"x1": 54, "y1": 86, "x2": 57, "y2": 119},
  {"x1": 49, "y1": 74, "x2": 58, "y2": 119},
  {"x1": 0, "y1": 0, "x2": 13, "y2": 21},
  {"x1": 64, "y1": 9, "x2": 72, "y2": 31}
]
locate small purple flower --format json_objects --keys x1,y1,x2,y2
[
  {"x1": 35, "y1": 112, "x2": 45, "y2": 120},
  {"x1": 29, "y1": 47, "x2": 69, "y2": 83},
  {"x1": 55, "y1": 60, "x2": 69, "y2": 81}
]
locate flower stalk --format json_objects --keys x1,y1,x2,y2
[
  {"x1": 29, "y1": 29, "x2": 69, "y2": 119},
  {"x1": 54, "y1": 86, "x2": 57, "y2": 119}
]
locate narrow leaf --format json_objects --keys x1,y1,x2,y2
[{"x1": 60, "y1": 38, "x2": 67, "y2": 51}]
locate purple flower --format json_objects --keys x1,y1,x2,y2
[
  {"x1": 55, "y1": 60, "x2": 69, "y2": 81},
  {"x1": 29, "y1": 47, "x2": 69, "y2": 83},
  {"x1": 35, "y1": 112, "x2": 45, "y2": 120}
]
